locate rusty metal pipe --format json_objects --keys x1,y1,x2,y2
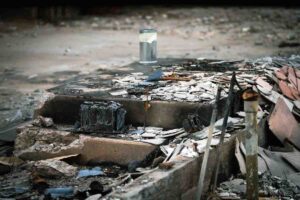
[{"x1": 243, "y1": 89, "x2": 259, "y2": 200}]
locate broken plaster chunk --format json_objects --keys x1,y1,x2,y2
[
  {"x1": 14, "y1": 127, "x2": 83, "y2": 161},
  {"x1": 34, "y1": 159, "x2": 77, "y2": 178},
  {"x1": 32, "y1": 115, "x2": 54, "y2": 127},
  {"x1": 79, "y1": 135, "x2": 157, "y2": 166}
]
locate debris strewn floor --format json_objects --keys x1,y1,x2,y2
[
  {"x1": 0, "y1": 6, "x2": 300, "y2": 200},
  {"x1": 0, "y1": 55, "x2": 299, "y2": 199}
]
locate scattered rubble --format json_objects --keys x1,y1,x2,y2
[
  {"x1": 32, "y1": 115, "x2": 54, "y2": 128},
  {"x1": 1, "y1": 55, "x2": 300, "y2": 199},
  {"x1": 34, "y1": 159, "x2": 77, "y2": 178},
  {"x1": 217, "y1": 173, "x2": 300, "y2": 200},
  {"x1": 111, "y1": 67, "x2": 228, "y2": 102},
  {"x1": 235, "y1": 139, "x2": 300, "y2": 179},
  {"x1": 269, "y1": 98, "x2": 300, "y2": 149},
  {"x1": 0, "y1": 88, "x2": 48, "y2": 142},
  {"x1": 14, "y1": 127, "x2": 83, "y2": 161}
]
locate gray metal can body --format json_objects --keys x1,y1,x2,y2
[{"x1": 139, "y1": 29, "x2": 157, "y2": 64}]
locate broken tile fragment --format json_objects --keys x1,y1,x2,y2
[
  {"x1": 269, "y1": 98, "x2": 300, "y2": 149},
  {"x1": 275, "y1": 70, "x2": 287, "y2": 80},
  {"x1": 280, "y1": 65, "x2": 289, "y2": 75},
  {"x1": 256, "y1": 77, "x2": 273, "y2": 92},
  {"x1": 288, "y1": 67, "x2": 298, "y2": 89},
  {"x1": 278, "y1": 80, "x2": 295, "y2": 100}
]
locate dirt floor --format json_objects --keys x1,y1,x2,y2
[{"x1": 0, "y1": 6, "x2": 299, "y2": 137}]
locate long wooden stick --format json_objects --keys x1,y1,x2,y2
[
  {"x1": 196, "y1": 86, "x2": 222, "y2": 200},
  {"x1": 212, "y1": 72, "x2": 236, "y2": 192}
]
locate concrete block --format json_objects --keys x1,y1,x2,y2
[{"x1": 79, "y1": 135, "x2": 157, "y2": 166}]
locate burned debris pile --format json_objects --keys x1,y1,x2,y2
[
  {"x1": 111, "y1": 67, "x2": 227, "y2": 102},
  {"x1": 0, "y1": 56, "x2": 300, "y2": 199},
  {"x1": 215, "y1": 55, "x2": 300, "y2": 200},
  {"x1": 217, "y1": 173, "x2": 300, "y2": 199}
]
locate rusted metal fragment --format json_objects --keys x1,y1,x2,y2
[
  {"x1": 269, "y1": 98, "x2": 300, "y2": 149},
  {"x1": 288, "y1": 67, "x2": 298, "y2": 89},
  {"x1": 278, "y1": 80, "x2": 295, "y2": 100},
  {"x1": 275, "y1": 70, "x2": 287, "y2": 80}
]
